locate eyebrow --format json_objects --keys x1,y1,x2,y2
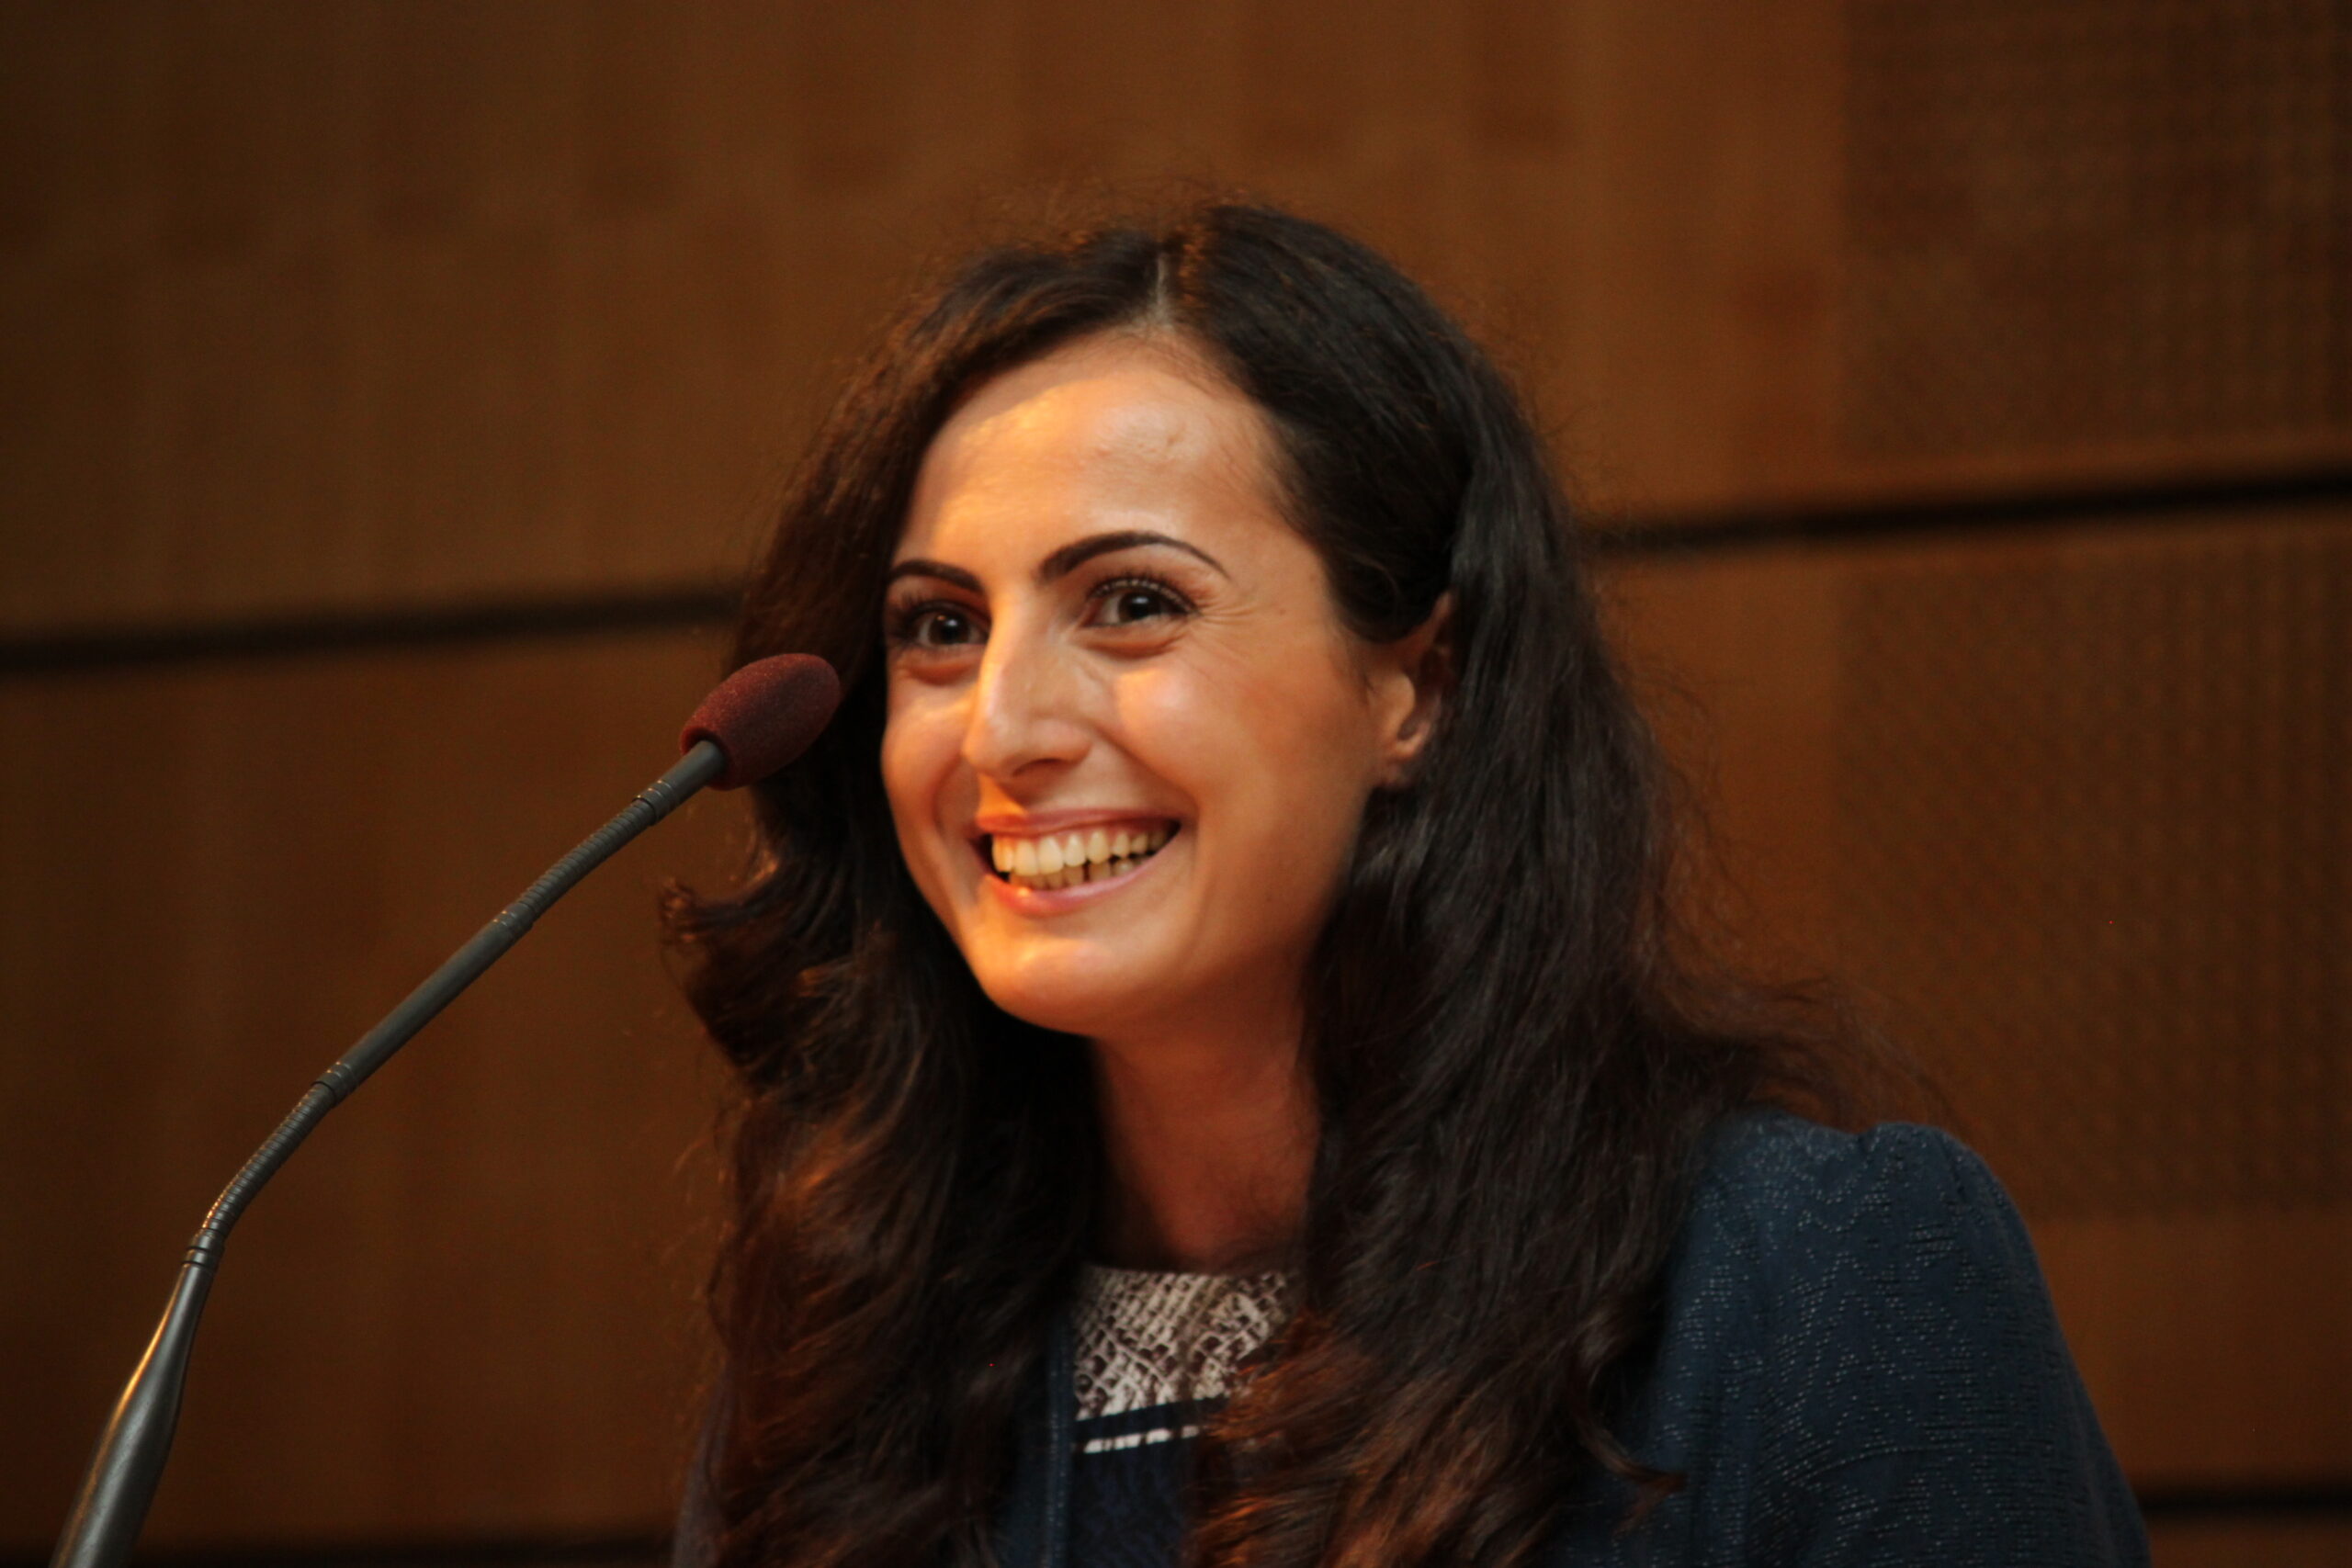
[{"x1": 885, "y1": 529, "x2": 1229, "y2": 593}]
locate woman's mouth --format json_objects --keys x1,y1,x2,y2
[{"x1": 978, "y1": 821, "x2": 1178, "y2": 893}]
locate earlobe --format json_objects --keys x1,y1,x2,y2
[{"x1": 1379, "y1": 591, "x2": 1455, "y2": 784}]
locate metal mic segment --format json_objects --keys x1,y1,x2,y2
[{"x1": 679, "y1": 653, "x2": 842, "y2": 789}]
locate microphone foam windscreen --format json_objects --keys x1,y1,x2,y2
[{"x1": 680, "y1": 653, "x2": 843, "y2": 789}]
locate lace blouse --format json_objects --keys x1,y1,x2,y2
[
  {"x1": 1065, "y1": 1263, "x2": 1297, "y2": 1564},
  {"x1": 1070, "y1": 1263, "x2": 1295, "y2": 1443}
]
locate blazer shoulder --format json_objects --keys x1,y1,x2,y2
[
  {"x1": 1658, "y1": 1108, "x2": 2148, "y2": 1565},
  {"x1": 1659, "y1": 1107, "x2": 2066, "y2": 1399},
  {"x1": 1643, "y1": 1106, "x2": 2034, "y2": 1421},
  {"x1": 1683, "y1": 1106, "x2": 2007, "y2": 1267}
]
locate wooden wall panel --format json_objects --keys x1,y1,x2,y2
[
  {"x1": 2148, "y1": 1517, "x2": 2352, "y2": 1568},
  {"x1": 0, "y1": 631, "x2": 747, "y2": 1551},
  {"x1": 1600, "y1": 506, "x2": 2352, "y2": 1487},
  {"x1": 10, "y1": 1, "x2": 2344, "y2": 637},
  {"x1": 1839, "y1": 1, "x2": 2352, "y2": 480},
  {"x1": 2042, "y1": 1210, "x2": 2352, "y2": 1485}
]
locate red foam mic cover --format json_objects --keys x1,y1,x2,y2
[{"x1": 679, "y1": 653, "x2": 842, "y2": 789}]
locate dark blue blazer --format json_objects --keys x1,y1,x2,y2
[{"x1": 987, "y1": 1110, "x2": 2151, "y2": 1566}]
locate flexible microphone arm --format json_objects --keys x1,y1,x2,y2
[{"x1": 51, "y1": 653, "x2": 839, "y2": 1568}]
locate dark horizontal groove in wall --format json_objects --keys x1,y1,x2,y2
[
  {"x1": 6, "y1": 467, "x2": 2350, "y2": 676},
  {"x1": 2135, "y1": 1481, "x2": 2352, "y2": 1521},
  {"x1": 1589, "y1": 463, "x2": 2352, "y2": 559},
  {"x1": 0, "y1": 587, "x2": 741, "y2": 678}
]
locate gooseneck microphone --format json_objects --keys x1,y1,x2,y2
[{"x1": 51, "y1": 653, "x2": 842, "y2": 1568}]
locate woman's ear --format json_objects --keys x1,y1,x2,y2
[{"x1": 1373, "y1": 591, "x2": 1455, "y2": 786}]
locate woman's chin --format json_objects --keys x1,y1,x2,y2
[
  {"x1": 970, "y1": 955, "x2": 1169, "y2": 1040},
  {"x1": 980, "y1": 987, "x2": 1138, "y2": 1040}
]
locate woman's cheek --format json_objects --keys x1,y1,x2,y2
[
  {"x1": 880, "y1": 698, "x2": 957, "y2": 887},
  {"x1": 1116, "y1": 637, "x2": 1302, "y2": 747}
]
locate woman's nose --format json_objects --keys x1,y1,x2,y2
[{"x1": 962, "y1": 622, "x2": 1090, "y2": 781}]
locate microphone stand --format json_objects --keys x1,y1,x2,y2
[{"x1": 50, "y1": 739, "x2": 729, "y2": 1568}]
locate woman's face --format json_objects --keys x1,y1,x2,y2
[{"x1": 880, "y1": 334, "x2": 1433, "y2": 1043}]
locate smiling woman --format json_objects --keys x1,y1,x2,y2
[{"x1": 662, "y1": 205, "x2": 2147, "y2": 1568}]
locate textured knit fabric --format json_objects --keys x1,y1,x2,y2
[{"x1": 985, "y1": 1109, "x2": 2151, "y2": 1567}]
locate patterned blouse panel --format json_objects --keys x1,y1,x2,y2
[{"x1": 1071, "y1": 1264, "x2": 1297, "y2": 1422}]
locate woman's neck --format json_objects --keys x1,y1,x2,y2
[{"x1": 1086, "y1": 1016, "x2": 1317, "y2": 1274}]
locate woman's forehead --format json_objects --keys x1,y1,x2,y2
[{"x1": 899, "y1": 338, "x2": 1286, "y2": 563}]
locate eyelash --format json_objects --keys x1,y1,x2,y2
[
  {"x1": 881, "y1": 599, "x2": 967, "y2": 651},
  {"x1": 1089, "y1": 572, "x2": 1195, "y2": 627},
  {"x1": 883, "y1": 571, "x2": 1194, "y2": 650}
]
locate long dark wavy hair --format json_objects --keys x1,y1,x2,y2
[{"x1": 665, "y1": 201, "x2": 1871, "y2": 1568}]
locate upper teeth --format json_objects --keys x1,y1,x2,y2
[{"x1": 990, "y1": 824, "x2": 1170, "y2": 877}]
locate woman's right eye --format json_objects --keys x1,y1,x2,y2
[{"x1": 888, "y1": 602, "x2": 984, "y2": 649}]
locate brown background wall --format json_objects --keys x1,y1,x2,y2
[{"x1": 4, "y1": 2, "x2": 2346, "y2": 1563}]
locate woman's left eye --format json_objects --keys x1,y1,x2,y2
[{"x1": 1089, "y1": 575, "x2": 1190, "y2": 628}]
